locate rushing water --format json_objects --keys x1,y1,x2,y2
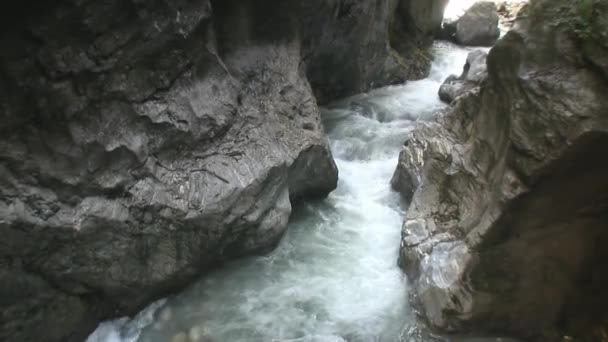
[{"x1": 87, "y1": 41, "x2": 475, "y2": 342}]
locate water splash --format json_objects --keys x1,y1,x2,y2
[{"x1": 86, "y1": 300, "x2": 166, "y2": 342}]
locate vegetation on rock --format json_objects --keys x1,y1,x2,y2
[{"x1": 531, "y1": 0, "x2": 608, "y2": 42}]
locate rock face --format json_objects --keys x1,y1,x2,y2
[
  {"x1": 305, "y1": 0, "x2": 448, "y2": 103},
  {"x1": 393, "y1": 0, "x2": 608, "y2": 340},
  {"x1": 496, "y1": 0, "x2": 528, "y2": 33},
  {"x1": 0, "y1": 0, "x2": 446, "y2": 341},
  {"x1": 443, "y1": 1, "x2": 500, "y2": 46},
  {"x1": 389, "y1": 0, "x2": 450, "y2": 86},
  {"x1": 438, "y1": 49, "x2": 488, "y2": 103}
]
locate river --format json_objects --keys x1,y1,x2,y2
[{"x1": 87, "y1": 41, "x2": 475, "y2": 342}]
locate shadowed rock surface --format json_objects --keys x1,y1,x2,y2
[
  {"x1": 392, "y1": 0, "x2": 608, "y2": 340},
  {"x1": 0, "y1": 0, "x2": 449, "y2": 341},
  {"x1": 304, "y1": 0, "x2": 448, "y2": 103}
]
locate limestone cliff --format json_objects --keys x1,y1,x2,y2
[{"x1": 392, "y1": 0, "x2": 608, "y2": 339}]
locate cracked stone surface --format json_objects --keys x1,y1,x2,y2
[
  {"x1": 392, "y1": 0, "x2": 608, "y2": 339},
  {"x1": 0, "y1": 0, "x2": 448, "y2": 341}
]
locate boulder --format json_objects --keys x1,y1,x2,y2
[
  {"x1": 393, "y1": 0, "x2": 608, "y2": 339},
  {"x1": 0, "y1": 2, "x2": 338, "y2": 341},
  {"x1": 438, "y1": 49, "x2": 488, "y2": 103},
  {"x1": 0, "y1": 0, "x2": 448, "y2": 341},
  {"x1": 442, "y1": 1, "x2": 500, "y2": 46}
]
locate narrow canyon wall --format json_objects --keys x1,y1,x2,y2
[
  {"x1": 392, "y1": 0, "x2": 608, "y2": 340},
  {"x1": 0, "y1": 0, "x2": 446, "y2": 341},
  {"x1": 301, "y1": 0, "x2": 448, "y2": 103}
]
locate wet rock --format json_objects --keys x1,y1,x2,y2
[
  {"x1": 438, "y1": 50, "x2": 488, "y2": 103},
  {"x1": 393, "y1": 0, "x2": 608, "y2": 339},
  {"x1": 442, "y1": 2, "x2": 500, "y2": 46},
  {"x1": 0, "y1": 0, "x2": 448, "y2": 341}
]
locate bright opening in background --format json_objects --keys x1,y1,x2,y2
[
  {"x1": 444, "y1": 0, "x2": 530, "y2": 21},
  {"x1": 443, "y1": 0, "x2": 480, "y2": 21}
]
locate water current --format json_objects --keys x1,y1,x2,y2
[{"x1": 87, "y1": 41, "x2": 478, "y2": 342}]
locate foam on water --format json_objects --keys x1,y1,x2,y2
[{"x1": 87, "y1": 41, "x2": 473, "y2": 342}]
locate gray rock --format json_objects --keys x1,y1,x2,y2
[
  {"x1": 0, "y1": 0, "x2": 448, "y2": 341},
  {"x1": 438, "y1": 49, "x2": 488, "y2": 103},
  {"x1": 393, "y1": 0, "x2": 608, "y2": 339},
  {"x1": 304, "y1": 0, "x2": 449, "y2": 103},
  {"x1": 442, "y1": 2, "x2": 500, "y2": 46}
]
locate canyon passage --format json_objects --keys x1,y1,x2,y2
[{"x1": 87, "y1": 42, "x2": 475, "y2": 342}]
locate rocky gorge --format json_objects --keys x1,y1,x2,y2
[
  {"x1": 0, "y1": 0, "x2": 448, "y2": 341},
  {"x1": 392, "y1": 0, "x2": 608, "y2": 340},
  {"x1": 2, "y1": 0, "x2": 608, "y2": 341}
]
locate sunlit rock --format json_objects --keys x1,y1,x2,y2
[{"x1": 438, "y1": 49, "x2": 488, "y2": 103}]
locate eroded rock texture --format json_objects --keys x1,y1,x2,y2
[
  {"x1": 438, "y1": 49, "x2": 488, "y2": 103},
  {"x1": 0, "y1": 0, "x2": 448, "y2": 341},
  {"x1": 393, "y1": 0, "x2": 608, "y2": 340}
]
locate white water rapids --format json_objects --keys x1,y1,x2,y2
[{"x1": 87, "y1": 42, "x2": 479, "y2": 342}]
